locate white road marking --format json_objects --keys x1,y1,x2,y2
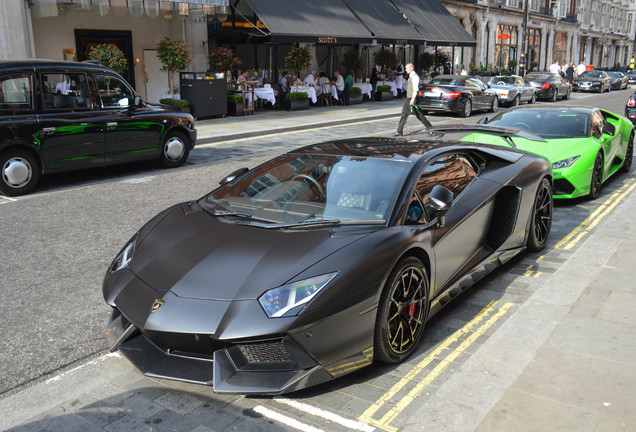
[
  {"x1": 253, "y1": 405, "x2": 324, "y2": 432},
  {"x1": 45, "y1": 352, "x2": 121, "y2": 384},
  {"x1": 274, "y1": 397, "x2": 375, "y2": 432}
]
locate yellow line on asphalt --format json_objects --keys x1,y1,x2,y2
[
  {"x1": 376, "y1": 303, "x2": 513, "y2": 428},
  {"x1": 555, "y1": 178, "x2": 636, "y2": 250},
  {"x1": 358, "y1": 301, "x2": 505, "y2": 429},
  {"x1": 196, "y1": 116, "x2": 400, "y2": 148}
]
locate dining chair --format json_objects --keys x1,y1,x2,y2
[{"x1": 320, "y1": 83, "x2": 332, "y2": 106}]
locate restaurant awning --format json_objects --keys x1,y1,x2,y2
[
  {"x1": 392, "y1": 0, "x2": 476, "y2": 47},
  {"x1": 246, "y1": 0, "x2": 374, "y2": 45},
  {"x1": 245, "y1": 0, "x2": 475, "y2": 47},
  {"x1": 344, "y1": 0, "x2": 424, "y2": 45}
]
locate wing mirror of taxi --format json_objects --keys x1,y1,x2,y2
[
  {"x1": 426, "y1": 185, "x2": 453, "y2": 227},
  {"x1": 134, "y1": 96, "x2": 143, "y2": 107},
  {"x1": 602, "y1": 122, "x2": 616, "y2": 136},
  {"x1": 219, "y1": 167, "x2": 249, "y2": 185}
]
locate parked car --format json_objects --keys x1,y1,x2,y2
[
  {"x1": 607, "y1": 71, "x2": 629, "y2": 90},
  {"x1": 0, "y1": 59, "x2": 197, "y2": 196},
  {"x1": 627, "y1": 72, "x2": 636, "y2": 87},
  {"x1": 487, "y1": 75, "x2": 537, "y2": 106},
  {"x1": 624, "y1": 92, "x2": 636, "y2": 124},
  {"x1": 523, "y1": 72, "x2": 571, "y2": 101},
  {"x1": 471, "y1": 106, "x2": 633, "y2": 200},
  {"x1": 104, "y1": 136, "x2": 552, "y2": 394},
  {"x1": 417, "y1": 74, "x2": 499, "y2": 117},
  {"x1": 572, "y1": 70, "x2": 611, "y2": 93}
]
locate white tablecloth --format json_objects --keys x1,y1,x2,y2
[
  {"x1": 353, "y1": 83, "x2": 373, "y2": 98},
  {"x1": 377, "y1": 81, "x2": 398, "y2": 96},
  {"x1": 290, "y1": 86, "x2": 318, "y2": 104},
  {"x1": 315, "y1": 84, "x2": 340, "y2": 101},
  {"x1": 245, "y1": 88, "x2": 276, "y2": 108}
]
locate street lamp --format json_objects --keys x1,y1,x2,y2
[{"x1": 520, "y1": 0, "x2": 529, "y2": 75}]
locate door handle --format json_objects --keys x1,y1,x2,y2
[
  {"x1": 42, "y1": 127, "x2": 56, "y2": 132},
  {"x1": 107, "y1": 122, "x2": 118, "y2": 127}
]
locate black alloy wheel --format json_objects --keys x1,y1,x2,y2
[
  {"x1": 528, "y1": 177, "x2": 553, "y2": 252},
  {"x1": 589, "y1": 152, "x2": 604, "y2": 200},
  {"x1": 0, "y1": 149, "x2": 41, "y2": 197},
  {"x1": 159, "y1": 130, "x2": 190, "y2": 168},
  {"x1": 374, "y1": 257, "x2": 429, "y2": 363},
  {"x1": 620, "y1": 134, "x2": 633, "y2": 173},
  {"x1": 460, "y1": 99, "x2": 472, "y2": 117}
]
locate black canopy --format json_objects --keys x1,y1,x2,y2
[{"x1": 344, "y1": 0, "x2": 424, "y2": 45}]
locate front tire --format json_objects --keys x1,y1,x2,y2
[
  {"x1": 374, "y1": 257, "x2": 429, "y2": 364},
  {"x1": 529, "y1": 92, "x2": 536, "y2": 104},
  {"x1": 0, "y1": 149, "x2": 41, "y2": 197},
  {"x1": 527, "y1": 177, "x2": 553, "y2": 252},
  {"x1": 550, "y1": 89, "x2": 558, "y2": 102},
  {"x1": 159, "y1": 130, "x2": 190, "y2": 168},
  {"x1": 460, "y1": 99, "x2": 472, "y2": 117},
  {"x1": 510, "y1": 95, "x2": 519, "y2": 107},
  {"x1": 490, "y1": 97, "x2": 499, "y2": 113},
  {"x1": 589, "y1": 152, "x2": 603, "y2": 200},
  {"x1": 563, "y1": 88, "x2": 571, "y2": 100}
]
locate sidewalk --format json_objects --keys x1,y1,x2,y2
[{"x1": 2, "y1": 103, "x2": 636, "y2": 431}]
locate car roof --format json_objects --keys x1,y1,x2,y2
[{"x1": 0, "y1": 59, "x2": 117, "y2": 74}]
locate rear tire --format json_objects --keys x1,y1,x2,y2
[
  {"x1": 620, "y1": 134, "x2": 633, "y2": 173},
  {"x1": 550, "y1": 89, "x2": 558, "y2": 102},
  {"x1": 527, "y1": 177, "x2": 553, "y2": 252},
  {"x1": 0, "y1": 149, "x2": 41, "y2": 197},
  {"x1": 374, "y1": 257, "x2": 429, "y2": 364},
  {"x1": 490, "y1": 97, "x2": 498, "y2": 113},
  {"x1": 460, "y1": 99, "x2": 472, "y2": 117},
  {"x1": 529, "y1": 93, "x2": 536, "y2": 104},
  {"x1": 159, "y1": 130, "x2": 190, "y2": 168}
]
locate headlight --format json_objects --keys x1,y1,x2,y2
[
  {"x1": 109, "y1": 233, "x2": 138, "y2": 274},
  {"x1": 258, "y1": 272, "x2": 338, "y2": 318},
  {"x1": 552, "y1": 156, "x2": 579, "y2": 169}
]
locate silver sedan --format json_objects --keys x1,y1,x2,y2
[{"x1": 487, "y1": 75, "x2": 537, "y2": 107}]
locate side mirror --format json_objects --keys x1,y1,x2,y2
[
  {"x1": 134, "y1": 96, "x2": 143, "y2": 107},
  {"x1": 425, "y1": 185, "x2": 453, "y2": 227},
  {"x1": 478, "y1": 117, "x2": 488, "y2": 124},
  {"x1": 219, "y1": 167, "x2": 249, "y2": 185},
  {"x1": 602, "y1": 122, "x2": 616, "y2": 136}
]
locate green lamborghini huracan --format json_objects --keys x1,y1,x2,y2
[{"x1": 463, "y1": 106, "x2": 634, "y2": 199}]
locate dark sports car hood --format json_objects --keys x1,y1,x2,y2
[{"x1": 128, "y1": 205, "x2": 368, "y2": 301}]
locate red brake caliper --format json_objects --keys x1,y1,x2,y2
[{"x1": 407, "y1": 283, "x2": 416, "y2": 317}]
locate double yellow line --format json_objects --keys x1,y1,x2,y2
[{"x1": 358, "y1": 301, "x2": 513, "y2": 432}]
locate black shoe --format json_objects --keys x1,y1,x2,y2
[{"x1": 393, "y1": 132, "x2": 403, "y2": 136}]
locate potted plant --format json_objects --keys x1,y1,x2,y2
[
  {"x1": 159, "y1": 98, "x2": 191, "y2": 113},
  {"x1": 508, "y1": 59, "x2": 518, "y2": 74},
  {"x1": 226, "y1": 93, "x2": 244, "y2": 116},
  {"x1": 418, "y1": 52, "x2": 434, "y2": 76},
  {"x1": 156, "y1": 37, "x2": 191, "y2": 100},
  {"x1": 375, "y1": 85, "x2": 393, "y2": 101},
  {"x1": 87, "y1": 43, "x2": 128, "y2": 75},
  {"x1": 530, "y1": 60, "x2": 539, "y2": 72},
  {"x1": 373, "y1": 49, "x2": 398, "y2": 76},
  {"x1": 284, "y1": 91, "x2": 309, "y2": 111},
  {"x1": 209, "y1": 47, "x2": 242, "y2": 84},
  {"x1": 283, "y1": 46, "x2": 311, "y2": 109},
  {"x1": 341, "y1": 50, "x2": 365, "y2": 78},
  {"x1": 348, "y1": 86, "x2": 363, "y2": 105}
]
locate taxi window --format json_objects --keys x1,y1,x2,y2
[
  {"x1": 0, "y1": 74, "x2": 33, "y2": 112},
  {"x1": 41, "y1": 72, "x2": 90, "y2": 110},
  {"x1": 95, "y1": 75, "x2": 134, "y2": 108}
]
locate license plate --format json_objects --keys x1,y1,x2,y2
[{"x1": 424, "y1": 90, "x2": 441, "y2": 97}]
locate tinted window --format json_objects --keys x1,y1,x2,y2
[
  {"x1": 95, "y1": 75, "x2": 134, "y2": 108},
  {"x1": 0, "y1": 74, "x2": 33, "y2": 111},
  {"x1": 429, "y1": 78, "x2": 458, "y2": 86},
  {"x1": 41, "y1": 72, "x2": 90, "y2": 110}
]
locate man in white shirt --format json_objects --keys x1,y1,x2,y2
[
  {"x1": 548, "y1": 61, "x2": 561, "y2": 75},
  {"x1": 333, "y1": 70, "x2": 345, "y2": 103},
  {"x1": 576, "y1": 61, "x2": 587, "y2": 76},
  {"x1": 55, "y1": 76, "x2": 72, "y2": 94},
  {"x1": 303, "y1": 71, "x2": 317, "y2": 88},
  {"x1": 394, "y1": 63, "x2": 432, "y2": 136}
]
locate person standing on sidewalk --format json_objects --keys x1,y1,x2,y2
[{"x1": 394, "y1": 63, "x2": 432, "y2": 136}]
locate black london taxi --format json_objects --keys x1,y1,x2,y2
[{"x1": 0, "y1": 59, "x2": 197, "y2": 196}]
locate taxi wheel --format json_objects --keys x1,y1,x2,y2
[
  {"x1": 374, "y1": 257, "x2": 429, "y2": 363},
  {"x1": 159, "y1": 130, "x2": 190, "y2": 168},
  {"x1": 0, "y1": 149, "x2": 41, "y2": 197}
]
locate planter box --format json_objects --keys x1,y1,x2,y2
[
  {"x1": 284, "y1": 97, "x2": 309, "y2": 111},
  {"x1": 227, "y1": 102, "x2": 244, "y2": 116},
  {"x1": 374, "y1": 91, "x2": 393, "y2": 101},
  {"x1": 348, "y1": 93, "x2": 363, "y2": 105}
]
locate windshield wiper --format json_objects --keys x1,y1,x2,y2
[
  {"x1": 251, "y1": 219, "x2": 387, "y2": 229},
  {"x1": 210, "y1": 210, "x2": 253, "y2": 218}
]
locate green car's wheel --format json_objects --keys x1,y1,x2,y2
[
  {"x1": 374, "y1": 257, "x2": 429, "y2": 363},
  {"x1": 528, "y1": 177, "x2": 553, "y2": 252},
  {"x1": 589, "y1": 152, "x2": 603, "y2": 200},
  {"x1": 620, "y1": 134, "x2": 633, "y2": 173}
]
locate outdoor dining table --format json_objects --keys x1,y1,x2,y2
[
  {"x1": 377, "y1": 80, "x2": 398, "y2": 96},
  {"x1": 290, "y1": 85, "x2": 318, "y2": 104},
  {"x1": 352, "y1": 83, "x2": 372, "y2": 98},
  {"x1": 245, "y1": 87, "x2": 276, "y2": 108},
  {"x1": 315, "y1": 84, "x2": 340, "y2": 101}
]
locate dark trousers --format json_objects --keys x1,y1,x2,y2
[{"x1": 397, "y1": 99, "x2": 432, "y2": 134}]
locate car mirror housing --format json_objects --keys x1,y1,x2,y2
[
  {"x1": 426, "y1": 185, "x2": 453, "y2": 227},
  {"x1": 602, "y1": 122, "x2": 616, "y2": 136},
  {"x1": 219, "y1": 167, "x2": 249, "y2": 185},
  {"x1": 478, "y1": 117, "x2": 488, "y2": 125}
]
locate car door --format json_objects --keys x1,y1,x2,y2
[
  {"x1": 405, "y1": 153, "x2": 491, "y2": 294},
  {"x1": 37, "y1": 70, "x2": 105, "y2": 172},
  {"x1": 465, "y1": 77, "x2": 490, "y2": 109},
  {"x1": 594, "y1": 110, "x2": 620, "y2": 175},
  {"x1": 94, "y1": 73, "x2": 162, "y2": 163}
]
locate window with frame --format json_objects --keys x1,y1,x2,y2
[
  {"x1": 0, "y1": 74, "x2": 33, "y2": 111},
  {"x1": 406, "y1": 154, "x2": 478, "y2": 224},
  {"x1": 95, "y1": 75, "x2": 134, "y2": 108},
  {"x1": 41, "y1": 72, "x2": 89, "y2": 110}
]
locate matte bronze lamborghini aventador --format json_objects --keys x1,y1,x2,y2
[{"x1": 103, "y1": 136, "x2": 553, "y2": 394}]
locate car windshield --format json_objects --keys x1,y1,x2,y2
[
  {"x1": 489, "y1": 76, "x2": 516, "y2": 85},
  {"x1": 486, "y1": 110, "x2": 590, "y2": 139},
  {"x1": 524, "y1": 73, "x2": 550, "y2": 81},
  {"x1": 199, "y1": 153, "x2": 412, "y2": 225},
  {"x1": 607, "y1": 72, "x2": 622, "y2": 77},
  {"x1": 580, "y1": 71, "x2": 603, "y2": 78}
]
